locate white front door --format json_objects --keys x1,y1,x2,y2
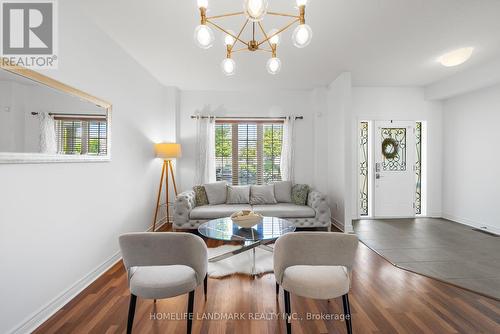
[{"x1": 374, "y1": 121, "x2": 416, "y2": 218}]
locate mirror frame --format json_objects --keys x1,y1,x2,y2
[{"x1": 0, "y1": 63, "x2": 112, "y2": 164}]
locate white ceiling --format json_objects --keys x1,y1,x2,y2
[{"x1": 82, "y1": 0, "x2": 500, "y2": 91}]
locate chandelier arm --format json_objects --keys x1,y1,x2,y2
[
  {"x1": 232, "y1": 47, "x2": 250, "y2": 53},
  {"x1": 230, "y1": 18, "x2": 250, "y2": 52},
  {"x1": 257, "y1": 18, "x2": 300, "y2": 47},
  {"x1": 257, "y1": 22, "x2": 274, "y2": 50},
  {"x1": 206, "y1": 20, "x2": 248, "y2": 46},
  {"x1": 266, "y1": 12, "x2": 300, "y2": 19},
  {"x1": 206, "y1": 12, "x2": 245, "y2": 20}
]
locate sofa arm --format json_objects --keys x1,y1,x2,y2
[
  {"x1": 174, "y1": 190, "x2": 196, "y2": 227},
  {"x1": 307, "y1": 190, "x2": 331, "y2": 226}
]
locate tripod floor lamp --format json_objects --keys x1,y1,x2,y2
[{"x1": 153, "y1": 143, "x2": 182, "y2": 232}]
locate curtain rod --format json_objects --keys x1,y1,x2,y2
[
  {"x1": 31, "y1": 112, "x2": 106, "y2": 118},
  {"x1": 190, "y1": 115, "x2": 303, "y2": 120}
]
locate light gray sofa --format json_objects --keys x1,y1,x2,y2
[{"x1": 173, "y1": 189, "x2": 331, "y2": 231}]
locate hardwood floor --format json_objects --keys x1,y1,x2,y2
[{"x1": 34, "y1": 226, "x2": 500, "y2": 334}]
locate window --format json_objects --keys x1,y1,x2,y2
[
  {"x1": 215, "y1": 121, "x2": 283, "y2": 185},
  {"x1": 55, "y1": 117, "x2": 108, "y2": 155}
]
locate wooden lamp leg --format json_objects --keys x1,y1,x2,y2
[
  {"x1": 166, "y1": 160, "x2": 170, "y2": 224},
  {"x1": 168, "y1": 160, "x2": 178, "y2": 196},
  {"x1": 152, "y1": 161, "x2": 166, "y2": 232}
]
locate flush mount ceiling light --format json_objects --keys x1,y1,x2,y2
[
  {"x1": 194, "y1": 0, "x2": 312, "y2": 76},
  {"x1": 439, "y1": 47, "x2": 474, "y2": 67}
]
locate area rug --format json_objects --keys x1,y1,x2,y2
[{"x1": 207, "y1": 245, "x2": 274, "y2": 278}]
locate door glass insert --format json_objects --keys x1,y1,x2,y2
[
  {"x1": 415, "y1": 122, "x2": 422, "y2": 214},
  {"x1": 359, "y1": 122, "x2": 369, "y2": 216},
  {"x1": 381, "y1": 128, "x2": 406, "y2": 171}
]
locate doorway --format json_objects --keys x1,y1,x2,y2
[{"x1": 358, "y1": 120, "x2": 425, "y2": 218}]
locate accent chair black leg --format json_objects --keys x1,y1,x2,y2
[
  {"x1": 187, "y1": 290, "x2": 195, "y2": 334},
  {"x1": 342, "y1": 294, "x2": 353, "y2": 334},
  {"x1": 284, "y1": 290, "x2": 292, "y2": 334},
  {"x1": 204, "y1": 275, "x2": 208, "y2": 301},
  {"x1": 276, "y1": 282, "x2": 279, "y2": 296},
  {"x1": 127, "y1": 294, "x2": 137, "y2": 334}
]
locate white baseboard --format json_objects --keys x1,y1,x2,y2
[
  {"x1": 9, "y1": 221, "x2": 169, "y2": 334},
  {"x1": 442, "y1": 213, "x2": 500, "y2": 235}
]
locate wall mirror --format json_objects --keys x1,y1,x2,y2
[{"x1": 0, "y1": 64, "x2": 112, "y2": 163}]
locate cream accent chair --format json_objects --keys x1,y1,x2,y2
[
  {"x1": 119, "y1": 232, "x2": 208, "y2": 334},
  {"x1": 274, "y1": 232, "x2": 358, "y2": 334}
]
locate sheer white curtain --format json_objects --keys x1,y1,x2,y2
[
  {"x1": 280, "y1": 116, "x2": 296, "y2": 182},
  {"x1": 39, "y1": 112, "x2": 57, "y2": 154},
  {"x1": 195, "y1": 116, "x2": 216, "y2": 185}
]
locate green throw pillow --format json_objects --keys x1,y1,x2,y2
[
  {"x1": 193, "y1": 185, "x2": 209, "y2": 206},
  {"x1": 291, "y1": 184, "x2": 310, "y2": 205}
]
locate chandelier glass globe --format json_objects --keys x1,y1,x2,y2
[
  {"x1": 292, "y1": 24, "x2": 312, "y2": 48},
  {"x1": 244, "y1": 0, "x2": 269, "y2": 22},
  {"x1": 266, "y1": 57, "x2": 282, "y2": 75},
  {"x1": 221, "y1": 58, "x2": 236, "y2": 76},
  {"x1": 194, "y1": 24, "x2": 215, "y2": 49},
  {"x1": 267, "y1": 29, "x2": 280, "y2": 45},
  {"x1": 224, "y1": 30, "x2": 236, "y2": 46},
  {"x1": 197, "y1": 0, "x2": 208, "y2": 9}
]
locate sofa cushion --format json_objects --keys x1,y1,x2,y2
[
  {"x1": 226, "y1": 185, "x2": 250, "y2": 204},
  {"x1": 273, "y1": 181, "x2": 292, "y2": 203},
  {"x1": 292, "y1": 184, "x2": 310, "y2": 205},
  {"x1": 190, "y1": 204, "x2": 252, "y2": 220},
  {"x1": 250, "y1": 184, "x2": 277, "y2": 205},
  {"x1": 193, "y1": 185, "x2": 209, "y2": 206},
  {"x1": 252, "y1": 203, "x2": 315, "y2": 218},
  {"x1": 204, "y1": 181, "x2": 227, "y2": 205}
]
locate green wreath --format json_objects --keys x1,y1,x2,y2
[{"x1": 382, "y1": 138, "x2": 398, "y2": 159}]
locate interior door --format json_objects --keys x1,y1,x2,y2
[{"x1": 374, "y1": 121, "x2": 415, "y2": 218}]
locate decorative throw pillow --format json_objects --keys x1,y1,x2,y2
[
  {"x1": 292, "y1": 184, "x2": 310, "y2": 205},
  {"x1": 193, "y1": 185, "x2": 209, "y2": 206},
  {"x1": 204, "y1": 181, "x2": 228, "y2": 205},
  {"x1": 250, "y1": 184, "x2": 277, "y2": 205},
  {"x1": 273, "y1": 181, "x2": 292, "y2": 203},
  {"x1": 226, "y1": 185, "x2": 250, "y2": 204}
]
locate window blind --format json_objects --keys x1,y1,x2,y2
[
  {"x1": 215, "y1": 121, "x2": 283, "y2": 185},
  {"x1": 55, "y1": 118, "x2": 107, "y2": 155}
]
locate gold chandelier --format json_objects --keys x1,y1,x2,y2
[{"x1": 194, "y1": 0, "x2": 312, "y2": 76}]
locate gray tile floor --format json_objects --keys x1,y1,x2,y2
[{"x1": 353, "y1": 218, "x2": 500, "y2": 299}]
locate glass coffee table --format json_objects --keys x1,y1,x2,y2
[{"x1": 198, "y1": 216, "x2": 296, "y2": 276}]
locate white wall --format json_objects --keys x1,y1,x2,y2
[
  {"x1": 0, "y1": 1, "x2": 176, "y2": 333},
  {"x1": 442, "y1": 84, "x2": 500, "y2": 234},
  {"x1": 311, "y1": 87, "x2": 329, "y2": 195},
  {"x1": 351, "y1": 87, "x2": 443, "y2": 218},
  {"x1": 177, "y1": 89, "x2": 314, "y2": 191},
  {"x1": 323, "y1": 73, "x2": 353, "y2": 231}
]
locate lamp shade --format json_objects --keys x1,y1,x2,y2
[{"x1": 155, "y1": 143, "x2": 182, "y2": 159}]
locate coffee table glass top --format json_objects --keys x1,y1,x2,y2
[{"x1": 198, "y1": 217, "x2": 296, "y2": 242}]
